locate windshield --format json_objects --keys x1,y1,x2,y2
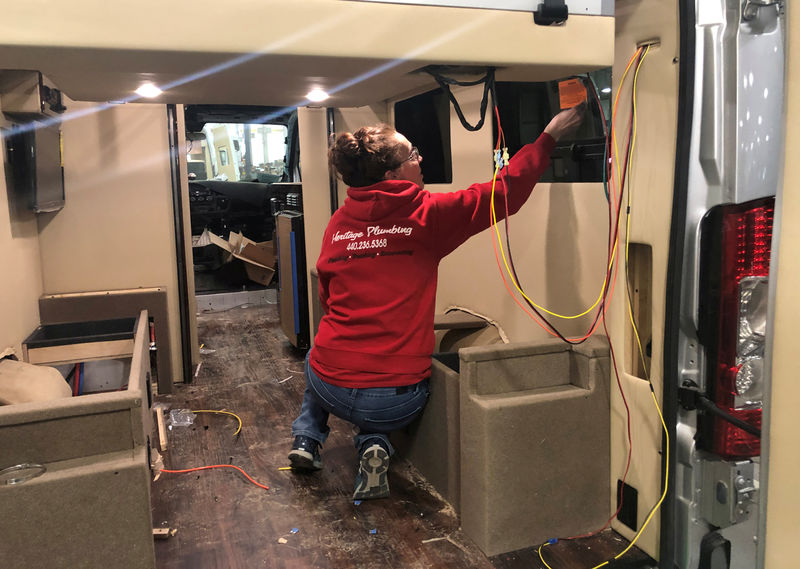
[{"x1": 186, "y1": 122, "x2": 288, "y2": 183}]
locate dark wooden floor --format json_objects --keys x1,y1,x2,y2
[{"x1": 151, "y1": 302, "x2": 656, "y2": 569}]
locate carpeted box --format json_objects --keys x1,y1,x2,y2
[
  {"x1": 459, "y1": 337, "x2": 611, "y2": 556},
  {"x1": 0, "y1": 312, "x2": 155, "y2": 569},
  {"x1": 397, "y1": 334, "x2": 610, "y2": 557}
]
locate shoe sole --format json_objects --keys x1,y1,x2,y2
[
  {"x1": 288, "y1": 448, "x2": 322, "y2": 471},
  {"x1": 353, "y1": 445, "x2": 390, "y2": 500}
]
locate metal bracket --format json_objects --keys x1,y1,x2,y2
[
  {"x1": 534, "y1": 0, "x2": 569, "y2": 26},
  {"x1": 701, "y1": 460, "x2": 758, "y2": 527}
]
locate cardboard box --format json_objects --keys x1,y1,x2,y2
[{"x1": 205, "y1": 230, "x2": 276, "y2": 286}]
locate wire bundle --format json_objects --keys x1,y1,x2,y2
[{"x1": 471, "y1": 44, "x2": 671, "y2": 568}]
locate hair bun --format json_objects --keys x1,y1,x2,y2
[
  {"x1": 328, "y1": 123, "x2": 402, "y2": 187},
  {"x1": 336, "y1": 133, "x2": 360, "y2": 157}
]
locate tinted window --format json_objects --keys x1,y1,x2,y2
[{"x1": 394, "y1": 88, "x2": 452, "y2": 184}]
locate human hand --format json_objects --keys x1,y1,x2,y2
[{"x1": 543, "y1": 103, "x2": 586, "y2": 142}]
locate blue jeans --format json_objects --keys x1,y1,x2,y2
[{"x1": 291, "y1": 352, "x2": 430, "y2": 456}]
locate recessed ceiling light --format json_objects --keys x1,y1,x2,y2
[
  {"x1": 306, "y1": 88, "x2": 329, "y2": 103},
  {"x1": 601, "y1": 87, "x2": 612, "y2": 94},
  {"x1": 136, "y1": 83, "x2": 163, "y2": 98}
]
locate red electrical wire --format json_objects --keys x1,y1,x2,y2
[
  {"x1": 494, "y1": 105, "x2": 505, "y2": 151},
  {"x1": 160, "y1": 465, "x2": 270, "y2": 491},
  {"x1": 489, "y1": 105, "x2": 559, "y2": 330}
]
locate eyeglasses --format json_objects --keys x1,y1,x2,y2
[
  {"x1": 388, "y1": 146, "x2": 421, "y2": 172},
  {"x1": 403, "y1": 146, "x2": 421, "y2": 163}
]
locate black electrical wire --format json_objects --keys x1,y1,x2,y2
[
  {"x1": 64, "y1": 365, "x2": 77, "y2": 387},
  {"x1": 695, "y1": 395, "x2": 762, "y2": 438},
  {"x1": 426, "y1": 67, "x2": 496, "y2": 132},
  {"x1": 679, "y1": 383, "x2": 762, "y2": 438}
]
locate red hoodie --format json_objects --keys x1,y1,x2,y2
[{"x1": 310, "y1": 133, "x2": 556, "y2": 388}]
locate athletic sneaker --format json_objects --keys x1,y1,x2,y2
[
  {"x1": 353, "y1": 443, "x2": 390, "y2": 500},
  {"x1": 288, "y1": 435, "x2": 323, "y2": 471}
]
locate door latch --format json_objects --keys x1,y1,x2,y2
[{"x1": 743, "y1": 0, "x2": 784, "y2": 21}]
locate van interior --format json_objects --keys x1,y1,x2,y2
[{"x1": 0, "y1": 1, "x2": 797, "y2": 568}]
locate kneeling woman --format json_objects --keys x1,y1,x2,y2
[{"x1": 289, "y1": 106, "x2": 582, "y2": 499}]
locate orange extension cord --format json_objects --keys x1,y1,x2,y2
[{"x1": 160, "y1": 464, "x2": 270, "y2": 491}]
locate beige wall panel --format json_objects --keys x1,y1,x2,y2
[
  {"x1": 765, "y1": 3, "x2": 800, "y2": 563},
  {"x1": 36, "y1": 101, "x2": 182, "y2": 383},
  {"x1": 438, "y1": 181, "x2": 609, "y2": 340},
  {"x1": 297, "y1": 106, "x2": 334, "y2": 341},
  {"x1": 0, "y1": 104, "x2": 44, "y2": 355},
  {"x1": 607, "y1": 0, "x2": 680, "y2": 557}
]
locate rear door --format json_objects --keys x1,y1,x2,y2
[{"x1": 663, "y1": 1, "x2": 785, "y2": 568}]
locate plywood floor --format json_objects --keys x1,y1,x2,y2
[{"x1": 151, "y1": 302, "x2": 655, "y2": 569}]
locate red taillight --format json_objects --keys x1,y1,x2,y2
[
  {"x1": 711, "y1": 199, "x2": 773, "y2": 459},
  {"x1": 734, "y1": 207, "x2": 772, "y2": 279}
]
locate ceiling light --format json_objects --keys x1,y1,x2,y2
[
  {"x1": 306, "y1": 88, "x2": 329, "y2": 103},
  {"x1": 601, "y1": 87, "x2": 612, "y2": 94},
  {"x1": 135, "y1": 83, "x2": 163, "y2": 98}
]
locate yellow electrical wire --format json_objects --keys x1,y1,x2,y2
[
  {"x1": 191, "y1": 409, "x2": 243, "y2": 436},
  {"x1": 538, "y1": 541, "x2": 552, "y2": 568},
  {"x1": 538, "y1": 45, "x2": 670, "y2": 569},
  {"x1": 613, "y1": 46, "x2": 645, "y2": 206},
  {"x1": 625, "y1": 45, "x2": 652, "y2": 378},
  {"x1": 490, "y1": 178, "x2": 615, "y2": 320},
  {"x1": 595, "y1": 389, "x2": 668, "y2": 569},
  {"x1": 489, "y1": 48, "x2": 642, "y2": 320},
  {"x1": 489, "y1": 168, "x2": 628, "y2": 320}
]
